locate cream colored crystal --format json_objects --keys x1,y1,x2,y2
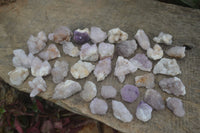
[
  {"x1": 147, "y1": 44, "x2": 163, "y2": 60},
  {"x1": 61, "y1": 41, "x2": 80, "y2": 57},
  {"x1": 80, "y1": 43, "x2": 98, "y2": 61},
  {"x1": 38, "y1": 44, "x2": 61, "y2": 60},
  {"x1": 153, "y1": 32, "x2": 172, "y2": 45},
  {"x1": 29, "y1": 77, "x2": 47, "y2": 97},
  {"x1": 166, "y1": 46, "x2": 185, "y2": 58},
  {"x1": 108, "y1": 28, "x2": 128, "y2": 43},
  {"x1": 98, "y1": 42, "x2": 115, "y2": 59}
]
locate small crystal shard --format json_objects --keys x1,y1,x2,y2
[
  {"x1": 166, "y1": 46, "x2": 186, "y2": 58},
  {"x1": 166, "y1": 97, "x2": 185, "y2": 117},
  {"x1": 153, "y1": 58, "x2": 181, "y2": 76},
  {"x1": 153, "y1": 32, "x2": 172, "y2": 45},
  {"x1": 94, "y1": 58, "x2": 112, "y2": 81},
  {"x1": 80, "y1": 81, "x2": 97, "y2": 102},
  {"x1": 134, "y1": 29, "x2": 150, "y2": 50},
  {"x1": 61, "y1": 41, "x2": 80, "y2": 57},
  {"x1": 116, "y1": 39, "x2": 137, "y2": 57},
  {"x1": 147, "y1": 44, "x2": 163, "y2": 60},
  {"x1": 112, "y1": 100, "x2": 133, "y2": 122},
  {"x1": 144, "y1": 89, "x2": 165, "y2": 110},
  {"x1": 51, "y1": 60, "x2": 69, "y2": 84},
  {"x1": 8, "y1": 67, "x2": 29, "y2": 86},
  {"x1": 159, "y1": 77, "x2": 186, "y2": 96},
  {"x1": 98, "y1": 42, "x2": 115, "y2": 59},
  {"x1": 136, "y1": 101, "x2": 153, "y2": 122},
  {"x1": 135, "y1": 73, "x2": 155, "y2": 89},
  {"x1": 38, "y1": 44, "x2": 61, "y2": 60},
  {"x1": 114, "y1": 56, "x2": 137, "y2": 83},
  {"x1": 80, "y1": 43, "x2": 98, "y2": 61},
  {"x1": 90, "y1": 98, "x2": 108, "y2": 115},
  {"x1": 52, "y1": 80, "x2": 82, "y2": 99},
  {"x1": 101, "y1": 86, "x2": 117, "y2": 99},
  {"x1": 29, "y1": 77, "x2": 47, "y2": 97},
  {"x1": 108, "y1": 28, "x2": 128, "y2": 43},
  {"x1": 120, "y1": 84, "x2": 139, "y2": 103},
  {"x1": 90, "y1": 27, "x2": 107, "y2": 43},
  {"x1": 73, "y1": 28, "x2": 90, "y2": 44},
  {"x1": 70, "y1": 60, "x2": 95, "y2": 79}
]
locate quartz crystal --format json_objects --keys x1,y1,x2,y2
[
  {"x1": 80, "y1": 43, "x2": 98, "y2": 61},
  {"x1": 80, "y1": 81, "x2": 97, "y2": 102},
  {"x1": 98, "y1": 42, "x2": 115, "y2": 59},
  {"x1": 90, "y1": 27, "x2": 107, "y2": 43},
  {"x1": 135, "y1": 73, "x2": 155, "y2": 89},
  {"x1": 147, "y1": 44, "x2": 163, "y2": 60},
  {"x1": 144, "y1": 89, "x2": 165, "y2": 110},
  {"x1": 136, "y1": 101, "x2": 153, "y2": 122},
  {"x1": 108, "y1": 28, "x2": 128, "y2": 43},
  {"x1": 51, "y1": 60, "x2": 69, "y2": 84},
  {"x1": 101, "y1": 86, "x2": 117, "y2": 99},
  {"x1": 29, "y1": 77, "x2": 47, "y2": 97},
  {"x1": 166, "y1": 46, "x2": 185, "y2": 58},
  {"x1": 27, "y1": 31, "x2": 47, "y2": 54},
  {"x1": 52, "y1": 80, "x2": 81, "y2": 99},
  {"x1": 61, "y1": 41, "x2": 80, "y2": 57},
  {"x1": 38, "y1": 44, "x2": 61, "y2": 60},
  {"x1": 134, "y1": 29, "x2": 150, "y2": 50},
  {"x1": 153, "y1": 58, "x2": 181, "y2": 76},
  {"x1": 70, "y1": 60, "x2": 95, "y2": 79},
  {"x1": 73, "y1": 28, "x2": 90, "y2": 44},
  {"x1": 153, "y1": 32, "x2": 172, "y2": 45},
  {"x1": 94, "y1": 58, "x2": 111, "y2": 81},
  {"x1": 112, "y1": 100, "x2": 133, "y2": 122},
  {"x1": 116, "y1": 39, "x2": 137, "y2": 57},
  {"x1": 166, "y1": 97, "x2": 185, "y2": 117},
  {"x1": 114, "y1": 56, "x2": 137, "y2": 83},
  {"x1": 8, "y1": 67, "x2": 29, "y2": 86},
  {"x1": 90, "y1": 98, "x2": 108, "y2": 115},
  {"x1": 159, "y1": 77, "x2": 186, "y2": 96},
  {"x1": 120, "y1": 84, "x2": 139, "y2": 103}
]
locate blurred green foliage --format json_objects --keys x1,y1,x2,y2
[{"x1": 180, "y1": 0, "x2": 200, "y2": 8}]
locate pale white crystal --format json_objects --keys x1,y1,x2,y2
[
  {"x1": 93, "y1": 58, "x2": 111, "y2": 81},
  {"x1": 52, "y1": 80, "x2": 81, "y2": 99},
  {"x1": 153, "y1": 32, "x2": 172, "y2": 45},
  {"x1": 135, "y1": 29, "x2": 150, "y2": 50},
  {"x1": 80, "y1": 43, "x2": 98, "y2": 61},
  {"x1": 90, "y1": 27, "x2": 107, "y2": 43},
  {"x1": 153, "y1": 58, "x2": 181, "y2": 76},
  {"x1": 90, "y1": 98, "x2": 108, "y2": 115},
  {"x1": 76, "y1": 28, "x2": 89, "y2": 33},
  {"x1": 51, "y1": 60, "x2": 69, "y2": 84},
  {"x1": 70, "y1": 60, "x2": 95, "y2": 79},
  {"x1": 61, "y1": 41, "x2": 80, "y2": 57},
  {"x1": 29, "y1": 77, "x2": 47, "y2": 97},
  {"x1": 116, "y1": 40, "x2": 137, "y2": 57},
  {"x1": 101, "y1": 86, "x2": 117, "y2": 99},
  {"x1": 147, "y1": 44, "x2": 163, "y2": 60},
  {"x1": 136, "y1": 101, "x2": 153, "y2": 122},
  {"x1": 98, "y1": 42, "x2": 115, "y2": 59},
  {"x1": 80, "y1": 81, "x2": 97, "y2": 102},
  {"x1": 114, "y1": 56, "x2": 137, "y2": 83},
  {"x1": 166, "y1": 46, "x2": 185, "y2": 58},
  {"x1": 8, "y1": 67, "x2": 29, "y2": 86},
  {"x1": 108, "y1": 28, "x2": 128, "y2": 43},
  {"x1": 135, "y1": 73, "x2": 155, "y2": 89},
  {"x1": 112, "y1": 100, "x2": 133, "y2": 122},
  {"x1": 38, "y1": 44, "x2": 61, "y2": 60}
]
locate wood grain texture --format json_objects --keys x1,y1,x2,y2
[{"x1": 0, "y1": 0, "x2": 200, "y2": 132}]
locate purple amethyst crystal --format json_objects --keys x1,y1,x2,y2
[
  {"x1": 73, "y1": 28, "x2": 90, "y2": 44},
  {"x1": 120, "y1": 84, "x2": 139, "y2": 103}
]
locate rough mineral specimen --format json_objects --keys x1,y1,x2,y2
[
  {"x1": 51, "y1": 60, "x2": 69, "y2": 84},
  {"x1": 108, "y1": 28, "x2": 128, "y2": 43},
  {"x1": 153, "y1": 58, "x2": 181, "y2": 76},
  {"x1": 159, "y1": 77, "x2": 186, "y2": 96},
  {"x1": 116, "y1": 39, "x2": 137, "y2": 57},
  {"x1": 90, "y1": 98, "x2": 108, "y2": 115},
  {"x1": 153, "y1": 32, "x2": 172, "y2": 45},
  {"x1": 166, "y1": 97, "x2": 185, "y2": 117},
  {"x1": 135, "y1": 73, "x2": 155, "y2": 89},
  {"x1": 38, "y1": 44, "x2": 61, "y2": 60},
  {"x1": 98, "y1": 42, "x2": 115, "y2": 59},
  {"x1": 114, "y1": 56, "x2": 137, "y2": 83},
  {"x1": 130, "y1": 53, "x2": 152, "y2": 72},
  {"x1": 93, "y1": 58, "x2": 111, "y2": 81},
  {"x1": 52, "y1": 80, "x2": 82, "y2": 99},
  {"x1": 166, "y1": 46, "x2": 186, "y2": 58},
  {"x1": 112, "y1": 100, "x2": 133, "y2": 122},
  {"x1": 80, "y1": 81, "x2": 97, "y2": 102},
  {"x1": 144, "y1": 89, "x2": 165, "y2": 110},
  {"x1": 120, "y1": 84, "x2": 139, "y2": 103},
  {"x1": 31, "y1": 57, "x2": 51, "y2": 77},
  {"x1": 80, "y1": 43, "x2": 98, "y2": 61},
  {"x1": 90, "y1": 27, "x2": 107, "y2": 43},
  {"x1": 8, "y1": 67, "x2": 29, "y2": 86},
  {"x1": 70, "y1": 60, "x2": 95, "y2": 79},
  {"x1": 61, "y1": 41, "x2": 80, "y2": 57},
  {"x1": 27, "y1": 31, "x2": 47, "y2": 54},
  {"x1": 28, "y1": 77, "x2": 47, "y2": 97},
  {"x1": 101, "y1": 86, "x2": 117, "y2": 99},
  {"x1": 147, "y1": 44, "x2": 163, "y2": 60},
  {"x1": 48, "y1": 26, "x2": 72, "y2": 43},
  {"x1": 73, "y1": 28, "x2": 90, "y2": 44},
  {"x1": 134, "y1": 29, "x2": 150, "y2": 50},
  {"x1": 136, "y1": 101, "x2": 153, "y2": 122}
]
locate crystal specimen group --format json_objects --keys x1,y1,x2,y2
[{"x1": 135, "y1": 73, "x2": 155, "y2": 89}]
